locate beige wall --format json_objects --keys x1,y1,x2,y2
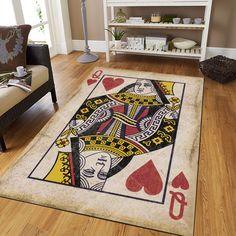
[
  {"x1": 68, "y1": 0, "x2": 236, "y2": 48},
  {"x1": 68, "y1": 0, "x2": 104, "y2": 41},
  {"x1": 208, "y1": 0, "x2": 236, "y2": 48}
]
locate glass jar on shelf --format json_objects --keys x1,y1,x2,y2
[{"x1": 151, "y1": 13, "x2": 161, "y2": 23}]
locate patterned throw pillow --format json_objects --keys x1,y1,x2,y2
[{"x1": 0, "y1": 24, "x2": 31, "y2": 73}]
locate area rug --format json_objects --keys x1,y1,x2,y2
[{"x1": 0, "y1": 68, "x2": 203, "y2": 236}]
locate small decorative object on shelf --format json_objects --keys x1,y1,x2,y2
[
  {"x1": 106, "y1": 28, "x2": 126, "y2": 48},
  {"x1": 127, "y1": 37, "x2": 145, "y2": 50},
  {"x1": 162, "y1": 14, "x2": 177, "y2": 23},
  {"x1": 146, "y1": 36, "x2": 167, "y2": 51},
  {"x1": 183, "y1": 18, "x2": 192, "y2": 24},
  {"x1": 172, "y1": 37, "x2": 197, "y2": 49},
  {"x1": 162, "y1": 44, "x2": 169, "y2": 52},
  {"x1": 114, "y1": 9, "x2": 127, "y2": 23},
  {"x1": 194, "y1": 18, "x2": 203, "y2": 24},
  {"x1": 126, "y1": 17, "x2": 145, "y2": 24},
  {"x1": 127, "y1": 37, "x2": 134, "y2": 49},
  {"x1": 173, "y1": 18, "x2": 181, "y2": 24},
  {"x1": 199, "y1": 56, "x2": 236, "y2": 83},
  {"x1": 151, "y1": 13, "x2": 161, "y2": 23},
  {"x1": 167, "y1": 41, "x2": 175, "y2": 51}
]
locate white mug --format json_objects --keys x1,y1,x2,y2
[{"x1": 16, "y1": 66, "x2": 26, "y2": 76}]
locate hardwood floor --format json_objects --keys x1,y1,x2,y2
[{"x1": 0, "y1": 52, "x2": 235, "y2": 236}]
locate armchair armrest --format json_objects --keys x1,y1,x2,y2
[
  {"x1": 27, "y1": 44, "x2": 51, "y2": 67},
  {"x1": 26, "y1": 44, "x2": 54, "y2": 85}
]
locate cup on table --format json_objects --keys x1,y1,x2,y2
[
  {"x1": 194, "y1": 18, "x2": 203, "y2": 24},
  {"x1": 183, "y1": 18, "x2": 191, "y2": 24},
  {"x1": 16, "y1": 66, "x2": 26, "y2": 77}
]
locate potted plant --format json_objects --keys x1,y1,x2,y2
[{"x1": 105, "y1": 28, "x2": 126, "y2": 49}]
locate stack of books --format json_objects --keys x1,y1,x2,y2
[{"x1": 126, "y1": 17, "x2": 145, "y2": 24}]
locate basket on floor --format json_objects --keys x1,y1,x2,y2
[{"x1": 199, "y1": 55, "x2": 236, "y2": 83}]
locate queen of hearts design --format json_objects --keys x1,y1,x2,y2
[
  {"x1": 79, "y1": 151, "x2": 112, "y2": 190},
  {"x1": 45, "y1": 78, "x2": 181, "y2": 191},
  {"x1": 66, "y1": 79, "x2": 179, "y2": 191},
  {"x1": 70, "y1": 79, "x2": 171, "y2": 138}
]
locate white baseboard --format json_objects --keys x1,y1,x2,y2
[
  {"x1": 56, "y1": 42, "x2": 73, "y2": 55},
  {"x1": 72, "y1": 40, "x2": 236, "y2": 60},
  {"x1": 206, "y1": 47, "x2": 236, "y2": 60},
  {"x1": 72, "y1": 40, "x2": 107, "y2": 53}
]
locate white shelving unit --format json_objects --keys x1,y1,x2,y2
[
  {"x1": 103, "y1": 0, "x2": 213, "y2": 62},
  {"x1": 109, "y1": 22, "x2": 205, "y2": 30},
  {"x1": 110, "y1": 45, "x2": 202, "y2": 58}
]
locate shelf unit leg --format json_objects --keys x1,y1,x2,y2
[
  {"x1": 103, "y1": 0, "x2": 110, "y2": 62},
  {"x1": 111, "y1": 6, "x2": 116, "y2": 56},
  {"x1": 201, "y1": 0, "x2": 213, "y2": 61}
]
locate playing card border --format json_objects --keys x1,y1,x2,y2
[{"x1": 28, "y1": 74, "x2": 186, "y2": 205}]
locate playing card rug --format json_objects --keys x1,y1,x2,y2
[{"x1": 0, "y1": 68, "x2": 203, "y2": 236}]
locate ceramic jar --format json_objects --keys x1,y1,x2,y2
[{"x1": 151, "y1": 13, "x2": 161, "y2": 23}]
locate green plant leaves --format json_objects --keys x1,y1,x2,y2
[{"x1": 105, "y1": 28, "x2": 126, "y2": 40}]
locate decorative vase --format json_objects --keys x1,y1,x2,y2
[
  {"x1": 115, "y1": 9, "x2": 127, "y2": 23},
  {"x1": 114, "y1": 40, "x2": 122, "y2": 49}
]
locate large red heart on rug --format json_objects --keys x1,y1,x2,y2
[
  {"x1": 126, "y1": 160, "x2": 163, "y2": 195},
  {"x1": 102, "y1": 77, "x2": 124, "y2": 91},
  {"x1": 172, "y1": 172, "x2": 189, "y2": 190},
  {"x1": 87, "y1": 79, "x2": 97, "y2": 86}
]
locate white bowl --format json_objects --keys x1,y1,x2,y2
[
  {"x1": 173, "y1": 18, "x2": 181, "y2": 24},
  {"x1": 172, "y1": 37, "x2": 197, "y2": 50},
  {"x1": 194, "y1": 18, "x2": 203, "y2": 24},
  {"x1": 183, "y1": 18, "x2": 191, "y2": 24}
]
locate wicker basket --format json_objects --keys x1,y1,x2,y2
[{"x1": 199, "y1": 55, "x2": 236, "y2": 83}]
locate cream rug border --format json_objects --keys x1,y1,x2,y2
[{"x1": 0, "y1": 68, "x2": 204, "y2": 236}]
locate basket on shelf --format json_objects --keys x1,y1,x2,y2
[{"x1": 199, "y1": 55, "x2": 236, "y2": 83}]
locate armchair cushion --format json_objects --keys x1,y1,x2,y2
[
  {"x1": 0, "y1": 65, "x2": 48, "y2": 117},
  {"x1": 0, "y1": 25, "x2": 31, "y2": 73}
]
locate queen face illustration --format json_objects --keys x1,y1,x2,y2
[
  {"x1": 134, "y1": 79, "x2": 156, "y2": 95},
  {"x1": 80, "y1": 152, "x2": 112, "y2": 190}
]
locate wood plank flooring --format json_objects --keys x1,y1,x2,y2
[{"x1": 0, "y1": 52, "x2": 235, "y2": 236}]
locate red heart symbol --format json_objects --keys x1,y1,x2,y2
[
  {"x1": 87, "y1": 79, "x2": 97, "y2": 86},
  {"x1": 172, "y1": 172, "x2": 189, "y2": 190},
  {"x1": 102, "y1": 77, "x2": 124, "y2": 91},
  {"x1": 126, "y1": 160, "x2": 163, "y2": 195}
]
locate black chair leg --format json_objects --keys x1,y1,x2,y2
[
  {"x1": 51, "y1": 88, "x2": 57, "y2": 103},
  {"x1": 0, "y1": 136, "x2": 6, "y2": 152}
]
